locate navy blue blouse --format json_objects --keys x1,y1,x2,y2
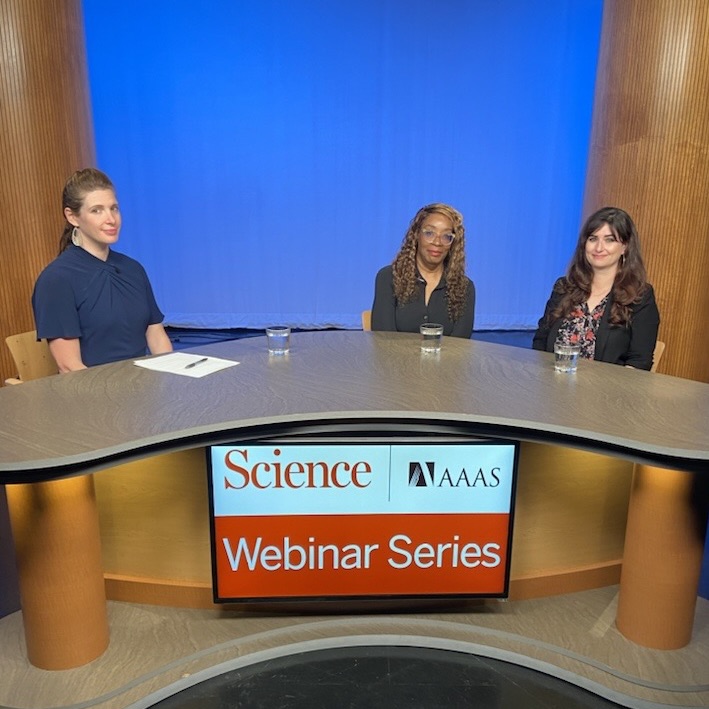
[{"x1": 32, "y1": 245, "x2": 164, "y2": 366}]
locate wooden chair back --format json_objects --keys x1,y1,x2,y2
[
  {"x1": 650, "y1": 340, "x2": 665, "y2": 373},
  {"x1": 5, "y1": 331, "x2": 58, "y2": 384},
  {"x1": 361, "y1": 310, "x2": 372, "y2": 331}
]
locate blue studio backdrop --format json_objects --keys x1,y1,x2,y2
[{"x1": 82, "y1": 0, "x2": 603, "y2": 331}]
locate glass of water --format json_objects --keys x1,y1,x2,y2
[
  {"x1": 420, "y1": 323, "x2": 444, "y2": 353},
  {"x1": 554, "y1": 342, "x2": 580, "y2": 373},
  {"x1": 266, "y1": 326, "x2": 291, "y2": 355}
]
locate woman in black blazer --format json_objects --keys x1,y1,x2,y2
[{"x1": 533, "y1": 207, "x2": 660, "y2": 370}]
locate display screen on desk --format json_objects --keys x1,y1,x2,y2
[{"x1": 207, "y1": 439, "x2": 518, "y2": 603}]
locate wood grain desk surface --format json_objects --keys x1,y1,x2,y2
[{"x1": 1, "y1": 331, "x2": 707, "y2": 481}]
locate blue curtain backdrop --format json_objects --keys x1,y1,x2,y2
[{"x1": 82, "y1": 0, "x2": 603, "y2": 331}]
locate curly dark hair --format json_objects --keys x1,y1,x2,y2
[
  {"x1": 550, "y1": 206, "x2": 649, "y2": 326},
  {"x1": 59, "y1": 168, "x2": 115, "y2": 253},
  {"x1": 391, "y1": 203, "x2": 469, "y2": 323}
]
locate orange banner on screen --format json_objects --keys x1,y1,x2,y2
[{"x1": 214, "y1": 513, "x2": 510, "y2": 599}]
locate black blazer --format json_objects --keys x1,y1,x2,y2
[{"x1": 532, "y1": 279, "x2": 660, "y2": 370}]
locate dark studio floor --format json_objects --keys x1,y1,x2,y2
[{"x1": 146, "y1": 644, "x2": 625, "y2": 709}]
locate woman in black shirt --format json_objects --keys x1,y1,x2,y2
[{"x1": 371, "y1": 203, "x2": 475, "y2": 338}]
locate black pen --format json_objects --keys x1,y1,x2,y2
[{"x1": 184, "y1": 357, "x2": 209, "y2": 369}]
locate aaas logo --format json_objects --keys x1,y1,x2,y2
[
  {"x1": 407, "y1": 460, "x2": 500, "y2": 488},
  {"x1": 408, "y1": 461, "x2": 434, "y2": 486}
]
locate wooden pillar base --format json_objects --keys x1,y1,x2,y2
[
  {"x1": 7, "y1": 475, "x2": 109, "y2": 669},
  {"x1": 617, "y1": 465, "x2": 705, "y2": 649}
]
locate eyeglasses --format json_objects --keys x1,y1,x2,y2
[{"x1": 420, "y1": 228, "x2": 455, "y2": 245}]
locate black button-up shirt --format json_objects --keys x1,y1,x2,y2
[{"x1": 371, "y1": 265, "x2": 475, "y2": 338}]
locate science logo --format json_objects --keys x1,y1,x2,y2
[{"x1": 222, "y1": 447, "x2": 373, "y2": 490}]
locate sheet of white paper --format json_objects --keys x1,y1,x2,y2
[{"x1": 133, "y1": 352, "x2": 239, "y2": 378}]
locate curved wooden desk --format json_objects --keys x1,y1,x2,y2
[
  {"x1": 1, "y1": 332, "x2": 707, "y2": 667},
  {"x1": 1, "y1": 331, "x2": 707, "y2": 478}
]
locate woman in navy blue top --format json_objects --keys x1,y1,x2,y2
[
  {"x1": 32, "y1": 168, "x2": 172, "y2": 371},
  {"x1": 371, "y1": 203, "x2": 475, "y2": 338}
]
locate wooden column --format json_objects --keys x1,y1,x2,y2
[
  {"x1": 583, "y1": 0, "x2": 709, "y2": 382},
  {"x1": 584, "y1": 0, "x2": 709, "y2": 648},
  {"x1": 616, "y1": 465, "x2": 706, "y2": 648},
  {"x1": 6, "y1": 476, "x2": 109, "y2": 669},
  {"x1": 0, "y1": 0, "x2": 103, "y2": 669},
  {"x1": 0, "y1": 0, "x2": 95, "y2": 381}
]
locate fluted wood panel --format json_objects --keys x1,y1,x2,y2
[
  {"x1": 583, "y1": 0, "x2": 709, "y2": 382},
  {"x1": 0, "y1": 0, "x2": 95, "y2": 382}
]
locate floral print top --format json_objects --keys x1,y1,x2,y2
[{"x1": 556, "y1": 295, "x2": 608, "y2": 360}]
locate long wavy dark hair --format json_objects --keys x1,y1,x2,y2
[
  {"x1": 391, "y1": 203, "x2": 469, "y2": 323},
  {"x1": 58, "y1": 168, "x2": 115, "y2": 253},
  {"x1": 550, "y1": 206, "x2": 649, "y2": 326}
]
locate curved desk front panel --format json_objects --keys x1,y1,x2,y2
[{"x1": 94, "y1": 443, "x2": 633, "y2": 607}]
